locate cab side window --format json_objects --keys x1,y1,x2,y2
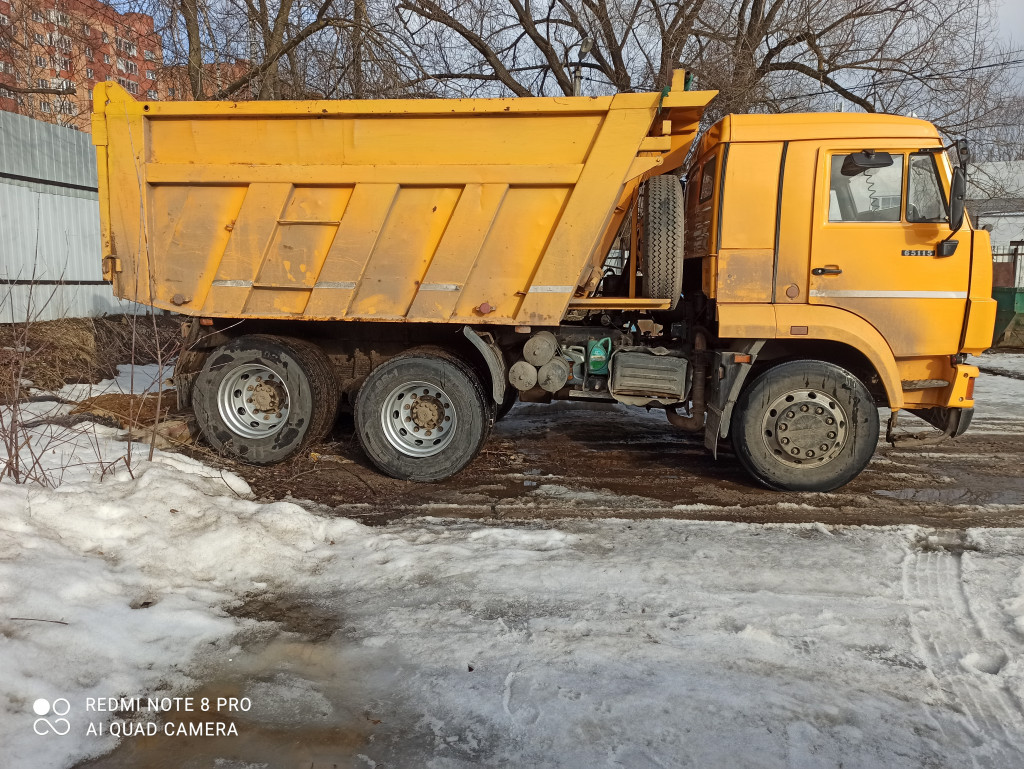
[
  {"x1": 906, "y1": 153, "x2": 947, "y2": 222},
  {"x1": 828, "y1": 153, "x2": 904, "y2": 223}
]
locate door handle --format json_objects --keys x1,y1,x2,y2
[{"x1": 812, "y1": 266, "x2": 843, "y2": 276}]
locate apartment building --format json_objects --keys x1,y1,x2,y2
[{"x1": 0, "y1": 0, "x2": 163, "y2": 131}]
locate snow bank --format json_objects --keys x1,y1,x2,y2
[{"x1": 3, "y1": 359, "x2": 1024, "y2": 768}]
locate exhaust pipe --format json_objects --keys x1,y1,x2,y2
[{"x1": 666, "y1": 331, "x2": 706, "y2": 433}]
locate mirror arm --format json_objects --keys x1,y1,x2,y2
[{"x1": 936, "y1": 237, "x2": 959, "y2": 258}]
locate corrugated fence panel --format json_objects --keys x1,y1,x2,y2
[
  {"x1": 0, "y1": 112, "x2": 144, "y2": 322},
  {"x1": 0, "y1": 110, "x2": 97, "y2": 188}
]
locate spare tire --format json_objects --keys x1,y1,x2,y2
[{"x1": 641, "y1": 175, "x2": 685, "y2": 310}]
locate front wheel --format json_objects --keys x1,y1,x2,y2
[
  {"x1": 354, "y1": 350, "x2": 490, "y2": 481},
  {"x1": 731, "y1": 360, "x2": 879, "y2": 492}
]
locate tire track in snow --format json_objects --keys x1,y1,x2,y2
[{"x1": 903, "y1": 545, "x2": 1024, "y2": 767}]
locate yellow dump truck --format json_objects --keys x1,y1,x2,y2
[{"x1": 92, "y1": 73, "x2": 995, "y2": 491}]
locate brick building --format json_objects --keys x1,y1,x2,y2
[{"x1": 0, "y1": 0, "x2": 164, "y2": 131}]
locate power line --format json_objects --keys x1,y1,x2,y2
[{"x1": 773, "y1": 55, "x2": 1024, "y2": 103}]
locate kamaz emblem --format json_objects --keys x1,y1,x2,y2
[{"x1": 901, "y1": 249, "x2": 936, "y2": 256}]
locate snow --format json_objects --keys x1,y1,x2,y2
[
  {"x1": 970, "y1": 351, "x2": 1024, "y2": 380},
  {"x1": 55, "y1": 363, "x2": 167, "y2": 402},
  {"x1": 2, "y1": 361, "x2": 1024, "y2": 767}
]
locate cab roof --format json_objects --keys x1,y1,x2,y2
[{"x1": 696, "y1": 112, "x2": 942, "y2": 157}]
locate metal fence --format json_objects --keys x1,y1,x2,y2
[{"x1": 0, "y1": 111, "x2": 142, "y2": 322}]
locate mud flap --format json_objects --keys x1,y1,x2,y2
[
  {"x1": 704, "y1": 341, "x2": 765, "y2": 458},
  {"x1": 463, "y1": 326, "x2": 507, "y2": 406},
  {"x1": 886, "y1": 407, "x2": 974, "y2": 447}
]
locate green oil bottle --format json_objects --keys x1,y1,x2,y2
[{"x1": 587, "y1": 337, "x2": 611, "y2": 375}]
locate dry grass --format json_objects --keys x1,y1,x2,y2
[{"x1": 0, "y1": 314, "x2": 180, "y2": 401}]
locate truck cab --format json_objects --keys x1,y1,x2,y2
[{"x1": 679, "y1": 114, "x2": 996, "y2": 488}]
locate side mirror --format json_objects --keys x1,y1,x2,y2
[
  {"x1": 949, "y1": 166, "x2": 966, "y2": 231},
  {"x1": 841, "y1": 150, "x2": 894, "y2": 176}
]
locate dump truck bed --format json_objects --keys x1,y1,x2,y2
[{"x1": 92, "y1": 82, "x2": 713, "y2": 325}]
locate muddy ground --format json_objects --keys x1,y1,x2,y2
[{"x1": 215, "y1": 361, "x2": 1024, "y2": 531}]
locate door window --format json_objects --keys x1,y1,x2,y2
[
  {"x1": 828, "y1": 153, "x2": 904, "y2": 222},
  {"x1": 906, "y1": 153, "x2": 947, "y2": 222}
]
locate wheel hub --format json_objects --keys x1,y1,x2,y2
[
  {"x1": 217, "y1": 364, "x2": 291, "y2": 439},
  {"x1": 381, "y1": 382, "x2": 457, "y2": 457},
  {"x1": 250, "y1": 379, "x2": 285, "y2": 413},
  {"x1": 761, "y1": 388, "x2": 848, "y2": 467},
  {"x1": 409, "y1": 394, "x2": 444, "y2": 430}
]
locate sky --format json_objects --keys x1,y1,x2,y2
[{"x1": 997, "y1": 0, "x2": 1024, "y2": 46}]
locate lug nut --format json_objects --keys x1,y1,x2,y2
[
  {"x1": 827, "y1": 431, "x2": 836, "y2": 439},
  {"x1": 820, "y1": 444, "x2": 828, "y2": 451},
  {"x1": 825, "y1": 418, "x2": 834, "y2": 425},
  {"x1": 787, "y1": 411, "x2": 795, "y2": 418},
  {"x1": 800, "y1": 405, "x2": 809, "y2": 412},
  {"x1": 779, "y1": 423, "x2": 788, "y2": 431},
  {"x1": 791, "y1": 448, "x2": 799, "y2": 455},
  {"x1": 780, "y1": 437, "x2": 790, "y2": 445},
  {"x1": 807, "y1": 450, "x2": 815, "y2": 457},
  {"x1": 815, "y1": 407, "x2": 823, "y2": 415}
]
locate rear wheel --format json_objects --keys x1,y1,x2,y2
[
  {"x1": 731, "y1": 360, "x2": 879, "y2": 491},
  {"x1": 641, "y1": 175, "x2": 685, "y2": 310},
  {"x1": 354, "y1": 350, "x2": 489, "y2": 481},
  {"x1": 193, "y1": 335, "x2": 338, "y2": 465}
]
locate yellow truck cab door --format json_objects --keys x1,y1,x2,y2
[{"x1": 809, "y1": 146, "x2": 970, "y2": 357}]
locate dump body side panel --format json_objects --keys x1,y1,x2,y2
[{"x1": 94, "y1": 83, "x2": 713, "y2": 326}]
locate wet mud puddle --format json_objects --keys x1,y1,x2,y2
[{"x1": 74, "y1": 601, "x2": 433, "y2": 769}]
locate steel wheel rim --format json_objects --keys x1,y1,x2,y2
[
  {"x1": 761, "y1": 388, "x2": 848, "y2": 467},
  {"x1": 380, "y1": 380, "x2": 457, "y2": 457},
  {"x1": 217, "y1": 364, "x2": 291, "y2": 439}
]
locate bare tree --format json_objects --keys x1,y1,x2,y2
[{"x1": 393, "y1": 0, "x2": 711, "y2": 96}]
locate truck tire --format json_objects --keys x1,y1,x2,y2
[
  {"x1": 641, "y1": 175, "x2": 685, "y2": 310},
  {"x1": 354, "y1": 349, "x2": 490, "y2": 481},
  {"x1": 193, "y1": 335, "x2": 338, "y2": 465},
  {"x1": 730, "y1": 360, "x2": 879, "y2": 492}
]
